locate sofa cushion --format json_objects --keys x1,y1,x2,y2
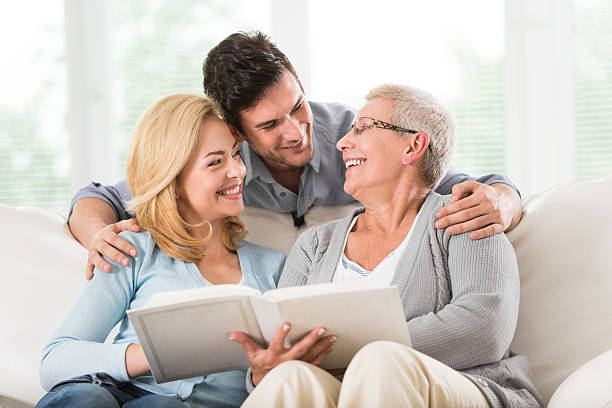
[
  {"x1": 0, "y1": 395, "x2": 32, "y2": 408},
  {"x1": 0, "y1": 205, "x2": 86, "y2": 405},
  {"x1": 240, "y1": 203, "x2": 361, "y2": 254},
  {"x1": 548, "y1": 349, "x2": 612, "y2": 407},
  {"x1": 507, "y1": 176, "x2": 612, "y2": 403}
]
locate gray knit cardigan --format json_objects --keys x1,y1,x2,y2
[{"x1": 278, "y1": 191, "x2": 543, "y2": 408}]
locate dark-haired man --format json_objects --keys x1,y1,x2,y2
[{"x1": 69, "y1": 31, "x2": 522, "y2": 277}]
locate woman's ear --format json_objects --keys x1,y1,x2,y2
[{"x1": 402, "y1": 132, "x2": 430, "y2": 165}]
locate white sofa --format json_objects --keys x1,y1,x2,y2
[{"x1": 1, "y1": 177, "x2": 611, "y2": 407}]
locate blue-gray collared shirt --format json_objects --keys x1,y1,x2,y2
[{"x1": 69, "y1": 101, "x2": 518, "y2": 220}]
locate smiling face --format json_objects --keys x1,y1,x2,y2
[
  {"x1": 238, "y1": 70, "x2": 314, "y2": 171},
  {"x1": 336, "y1": 97, "x2": 410, "y2": 200},
  {"x1": 177, "y1": 116, "x2": 246, "y2": 226}
]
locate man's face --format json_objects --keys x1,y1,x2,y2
[{"x1": 238, "y1": 70, "x2": 314, "y2": 171}]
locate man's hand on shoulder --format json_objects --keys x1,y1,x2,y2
[
  {"x1": 86, "y1": 219, "x2": 141, "y2": 280},
  {"x1": 434, "y1": 181, "x2": 522, "y2": 240}
]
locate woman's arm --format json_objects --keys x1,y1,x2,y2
[
  {"x1": 39, "y1": 232, "x2": 146, "y2": 390},
  {"x1": 407, "y1": 230, "x2": 520, "y2": 370},
  {"x1": 125, "y1": 343, "x2": 150, "y2": 378},
  {"x1": 277, "y1": 227, "x2": 317, "y2": 288}
]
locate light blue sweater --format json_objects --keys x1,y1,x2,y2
[{"x1": 39, "y1": 230, "x2": 284, "y2": 406}]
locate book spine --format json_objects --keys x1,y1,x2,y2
[{"x1": 249, "y1": 297, "x2": 283, "y2": 347}]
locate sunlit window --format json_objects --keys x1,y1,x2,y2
[
  {"x1": 0, "y1": 1, "x2": 69, "y2": 210},
  {"x1": 308, "y1": 0, "x2": 506, "y2": 176},
  {"x1": 574, "y1": 0, "x2": 612, "y2": 177},
  {"x1": 111, "y1": 0, "x2": 270, "y2": 176}
]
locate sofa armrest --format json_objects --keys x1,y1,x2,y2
[
  {"x1": 548, "y1": 349, "x2": 612, "y2": 408},
  {"x1": 0, "y1": 205, "x2": 86, "y2": 405}
]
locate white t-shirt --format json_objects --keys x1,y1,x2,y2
[{"x1": 332, "y1": 210, "x2": 422, "y2": 285}]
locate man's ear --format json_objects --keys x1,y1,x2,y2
[
  {"x1": 402, "y1": 132, "x2": 430, "y2": 165},
  {"x1": 227, "y1": 124, "x2": 246, "y2": 143}
]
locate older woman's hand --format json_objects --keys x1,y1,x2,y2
[
  {"x1": 229, "y1": 322, "x2": 337, "y2": 386},
  {"x1": 435, "y1": 181, "x2": 522, "y2": 239}
]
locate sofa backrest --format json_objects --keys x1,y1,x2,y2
[
  {"x1": 0, "y1": 205, "x2": 86, "y2": 404},
  {"x1": 507, "y1": 176, "x2": 612, "y2": 402},
  {"x1": 2, "y1": 176, "x2": 611, "y2": 405}
]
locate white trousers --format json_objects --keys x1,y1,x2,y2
[{"x1": 241, "y1": 341, "x2": 490, "y2": 408}]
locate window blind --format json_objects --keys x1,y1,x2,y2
[
  {"x1": 110, "y1": 0, "x2": 271, "y2": 177},
  {"x1": 574, "y1": 0, "x2": 612, "y2": 177},
  {"x1": 450, "y1": 56, "x2": 505, "y2": 176},
  {"x1": 307, "y1": 0, "x2": 506, "y2": 178},
  {"x1": 0, "y1": 1, "x2": 70, "y2": 211}
]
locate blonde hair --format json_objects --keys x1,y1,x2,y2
[
  {"x1": 126, "y1": 94, "x2": 246, "y2": 262},
  {"x1": 366, "y1": 84, "x2": 455, "y2": 189}
]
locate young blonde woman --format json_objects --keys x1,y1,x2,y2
[{"x1": 36, "y1": 95, "x2": 285, "y2": 408}]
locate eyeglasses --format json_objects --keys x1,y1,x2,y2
[{"x1": 349, "y1": 116, "x2": 418, "y2": 136}]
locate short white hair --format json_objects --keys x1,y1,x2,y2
[{"x1": 366, "y1": 84, "x2": 455, "y2": 189}]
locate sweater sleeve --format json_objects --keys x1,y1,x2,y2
[
  {"x1": 406, "y1": 231, "x2": 520, "y2": 370},
  {"x1": 38, "y1": 232, "x2": 147, "y2": 390},
  {"x1": 277, "y1": 227, "x2": 317, "y2": 288}
]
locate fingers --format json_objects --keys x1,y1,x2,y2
[
  {"x1": 449, "y1": 180, "x2": 479, "y2": 203},
  {"x1": 268, "y1": 322, "x2": 292, "y2": 354},
  {"x1": 286, "y1": 327, "x2": 329, "y2": 361},
  {"x1": 435, "y1": 202, "x2": 486, "y2": 231},
  {"x1": 99, "y1": 241, "x2": 132, "y2": 267},
  {"x1": 470, "y1": 223, "x2": 504, "y2": 240},
  {"x1": 444, "y1": 214, "x2": 500, "y2": 236},
  {"x1": 229, "y1": 331, "x2": 262, "y2": 357},
  {"x1": 89, "y1": 250, "x2": 112, "y2": 273},
  {"x1": 105, "y1": 225, "x2": 140, "y2": 256},
  {"x1": 117, "y1": 218, "x2": 142, "y2": 234},
  {"x1": 436, "y1": 193, "x2": 479, "y2": 220},
  {"x1": 436, "y1": 181, "x2": 505, "y2": 237},
  {"x1": 85, "y1": 262, "x2": 94, "y2": 280},
  {"x1": 301, "y1": 335, "x2": 337, "y2": 364},
  {"x1": 309, "y1": 340, "x2": 336, "y2": 367}
]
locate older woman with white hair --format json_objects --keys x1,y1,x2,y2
[{"x1": 231, "y1": 84, "x2": 544, "y2": 407}]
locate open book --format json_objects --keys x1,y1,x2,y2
[{"x1": 127, "y1": 282, "x2": 411, "y2": 383}]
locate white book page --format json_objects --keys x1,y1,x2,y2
[
  {"x1": 249, "y1": 297, "x2": 283, "y2": 347},
  {"x1": 128, "y1": 294, "x2": 263, "y2": 382},
  {"x1": 145, "y1": 284, "x2": 261, "y2": 308},
  {"x1": 263, "y1": 281, "x2": 385, "y2": 301},
  {"x1": 276, "y1": 286, "x2": 411, "y2": 370}
]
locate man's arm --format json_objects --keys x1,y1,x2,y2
[
  {"x1": 68, "y1": 180, "x2": 140, "y2": 278},
  {"x1": 433, "y1": 169, "x2": 522, "y2": 240}
]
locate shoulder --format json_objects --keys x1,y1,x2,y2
[
  {"x1": 238, "y1": 241, "x2": 285, "y2": 258},
  {"x1": 239, "y1": 241, "x2": 286, "y2": 288},
  {"x1": 94, "y1": 230, "x2": 155, "y2": 285},
  {"x1": 116, "y1": 230, "x2": 160, "y2": 270},
  {"x1": 118, "y1": 229, "x2": 154, "y2": 253},
  {"x1": 240, "y1": 241, "x2": 285, "y2": 264},
  {"x1": 293, "y1": 211, "x2": 358, "y2": 257},
  {"x1": 432, "y1": 193, "x2": 516, "y2": 262},
  {"x1": 310, "y1": 101, "x2": 356, "y2": 142},
  {"x1": 419, "y1": 191, "x2": 451, "y2": 232}
]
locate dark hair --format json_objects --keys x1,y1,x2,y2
[{"x1": 202, "y1": 31, "x2": 299, "y2": 134}]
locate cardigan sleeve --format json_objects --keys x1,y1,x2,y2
[
  {"x1": 277, "y1": 227, "x2": 317, "y2": 288},
  {"x1": 406, "y1": 230, "x2": 520, "y2": 370},
  {"x1": 38, "y1": 231, "x2": 148, "y2": 390}
]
